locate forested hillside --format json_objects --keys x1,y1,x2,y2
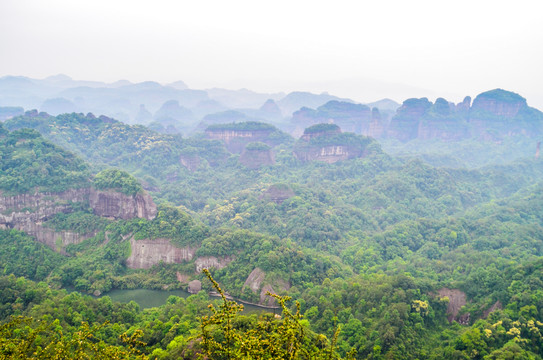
[{"x1": 1, "y1": 107, "x2": 542, "y2": 359}]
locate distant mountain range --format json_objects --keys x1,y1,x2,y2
[
  {"x1": 1, "y1": 75, "x2": 542, "y2": 147},
  {"x1": 0, "y1": 75, "x2": 399, "y2": 132}
]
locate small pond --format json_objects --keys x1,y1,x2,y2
[{"x1": 99, "y1": 288, "x2": 277, "y2": 314}]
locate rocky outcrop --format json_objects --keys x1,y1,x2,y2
[
  {"x1": 242, "y1": 268, "x2": 291, "y2": 306},
  {"x1": 294, "y1": 125, "x2": 370, "y2": 164},
  {"x1": 417, "y1": 98, "x2": 469, "y2": 141},
  {"x1": 437, "y1": 288, "x2": 468, "y2": 324},
  {"x1": 482, "y1": 300, "x2": 502, "y2": 318},
  {"x1": 188, "y1": 279, "x2": 202, "y2": 294},
  {"x1": 295, "y1": 145, "x2": 362, "y2": 164},
  {"x1": 367, "y1": 107, "x2": 386, "y2": 138},
  {"x1": 387, "y1": 98, "x2": 432, "y2": 141},
  {"x1": 126, "y1": 237, "x2": 196, "y2": 269},
  {"x1": 239, "y1": 143, "x2": 275, "y2": 169},
  {"x1": 382, "y1": 90, "x2": 543, "y2": 142},
  {"x1": 243, "y1": 268, "x2": 267, "y2": 294},
  {"x1": 456, "y1": 96, "x2": 471, "y2": 113},
  {"x1": 89, "y1": 189, "x2": 157, "y2": 220},
  {"x1": 291, "y1": 101, "x2": 372, "y2": 135},
  {"x1": 179, "y1": 154, "x2": 201, "y2": 172},
  {"x1": 0, "y1": 186, "x2": 157, "y2": 251},
  {"x1": 471, "y1": 89, "x2": 526, "y2": 118},
  {"x1": 204, "y1": 122, "x2": 289, "y2": 153},
  {"x1": 468, "y1": 89, "x2": 543, "y2": 139},
  {"x1": 261, "y1": 185, "x2": 295, "y2": 204},
  {"x1": 195, "y1": 256, "x2": 233, "y2": 273},
  {"x1": 301, "y1": 123, "x2": 341, "y2": 141},
  {"x1": 0, "y1": 189, "x2": 94, "y2": 251},
  {"x1": 205, "y1": 129, "x2": 273, "y2": 153}
]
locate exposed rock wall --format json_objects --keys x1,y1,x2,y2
[
  {"x1": 205, "y1": 129, "x2": 274, "y2": 153},
  {"x1": 179, "y1": 154, "x2": 201, "y2": 172},
  {"x1": 126, "y1": 237, "x2": 196, "y2": 269},
  {"x1": 126, "y1": 238, "x2": 233, "y2": 273},
  {"x1": 195, "y1": 256, "x2": 233, "y2": 273},
  {"x1": 0, "y1": 189, "x2": 93, "y2": 250},
  {"x1": 89, "y1": 189, "x2": 157, "y2": 220},
  {"x1": 294, "y1": 145, "x2": 362, "y2": 164},
  {"x1": 261, "y1": 185, "x2": 295, "y2": 204},
  {"x1": 242, "y1": 267, "x2": 291, "y2": 306},
  {"x1": 0, "y1": 187, "x2": 157, "y2": 251},
  {"x1": 437, "y1": 288, "x2": 468, "y2": 324},
  {"x1": 301, "y1": 127, "x2": 341, "y2": 141},
  {"x1": 239, "y1": 149, "x2": 275, "y2": 168},
  {"x1": 471, "y1": 97, "x2": 525, "y2": 118}
]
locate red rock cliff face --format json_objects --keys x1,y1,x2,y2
[
  {"x1": 179, "y1": 154, "x2": 201, "y2": 172},
  {"x1": 294, "y1": 145, "x2": 361, "y2": 164},
  {"x1": 126, "y1": 236, "x2": 233, "y2": 273},
  {"x1": 239, "y1": 149, "x2": 275, "y2": 168},
  {"x1": 0, "y1": 189, "x2": 93, "y2": 251},
  {"x1": 0, "y1": 187, "x2": 157, "y2": 251},
  {"x1": 301, "y1": 128, "x2": 341, "y2": 141},
  {"x1": 126, "y1": 237, "x2": 196, "y2": 269},
  {"x1": 89, "y1": 189, "x2": 157, "y2": 220},
  {"x1": 471, "y1": 98, "x2": 524, "y2": 118},
  {"x1": 205, "y1": 129, "x2": 273, "y2": 153}
]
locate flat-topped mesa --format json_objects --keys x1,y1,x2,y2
[
  {"x1": 239, "y1": 142, "x2": 275, "y2": 169},
  {"x1": 291, "y1": 101, "x2": 372, "y2": 136},
  {"x1": 301, "y1": 123, "x2": 341, "y2": 140},
  {"x1": 205, "y1": 121, "x2": 280, "y2": 153},
  {"x1": 469, "y1": 89, "x2": 543, "y2": 139},
  {"x1": 90, "y1": 169, "x2": 157, "y2": 220},
  {"x1": 261, "y1": 184, "x2": 295, "y2": 204},
  {"x1": 471, "y1": 89, "x2": 527, "y2": 118},
  {"x1": 89, "y1": 189, "x2": 157, "y2": 221},
  {"x1": 388, "y1": 97, "x2": 472, "y2": 142},
  {"x1": 294, "y1": 124, "x2": 374, "y2": 163},
  {"x1": 387, "y1": 98, "x2": 432, "y2": 141}
]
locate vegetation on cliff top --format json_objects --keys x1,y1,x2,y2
[
  {"x1": 474, "y1": 88, "x2": 527, "y2": 104},
  {"x1": 0, "y1": 128, "x2": 90, "y2": 195},
  {"x1": 244, "y1": 141, "x2": 271, "y2": 151},
  {"x1": 93, "y1": 168, "x2": 143, "y2": 196},
  {"x1": 294, "y1": 132, "x2": 375, "y2": 153},
  {"x1": 303, "y1": 123, "x2": 341, "y2": 134},
  {"x1": 206, "y1": 121, "x2": 276, "y2": 132}
]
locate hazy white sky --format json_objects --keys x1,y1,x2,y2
[{"x1": 1, "y1": 0, "x2": 542, "y2": 106}]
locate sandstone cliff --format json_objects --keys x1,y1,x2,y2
[
  {"x1": 384, "y1": 89, "x2": 543, "y2": 142},
  {"x1": 204, "y1": 122, "x2": 284, "y2": 153},
  {"x1": 126, "y1": 237, "x2": 196, "y2": 269},
  {"x1": 242, "y1": 267, "x2": 291, "y2": 306},
  {"x1": 0, "y1": 189, "x2": 92, "y2": 251},
  {"x1": 239, "y1": 142, "x2": 275, "y2": 168},
  {"x1": 387, "y1": 98, "x2": 432, "y2": 141},
  {"x1": 89, "y1": 188, "x2": 157, "y2": 220},
  {"x1": 179, "y1": 154, "x2": 201, "y2": 172},
  {"x1": 291, "y1": 101, "x2": 372, "y2": 136},
  {"x1": 0, "y1": 186, "x2": 157, "y2": 251},
  {"x1": 261, "y1": 184, "x2": 295, "y2": 204},
  {"x1": 468, "y1": 89, "x2": 543, "y2": 139},
  {"x1": 293, "y1": 125, "x2": 371, "y2": 163},
  {"x1": 126, "y1": 236, "x2": 233, "y2": 273}
]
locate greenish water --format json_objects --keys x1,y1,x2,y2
[
  {"x1": 100, "y1": 288, "x2": 275, "y2": 313},
  {"x1": 100, "y1": 288, "x2": 191, "y2": 308}
]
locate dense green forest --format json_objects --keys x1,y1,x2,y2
[{"x1": 1, "y1": 111, "x2": 543, "y2": 359}]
